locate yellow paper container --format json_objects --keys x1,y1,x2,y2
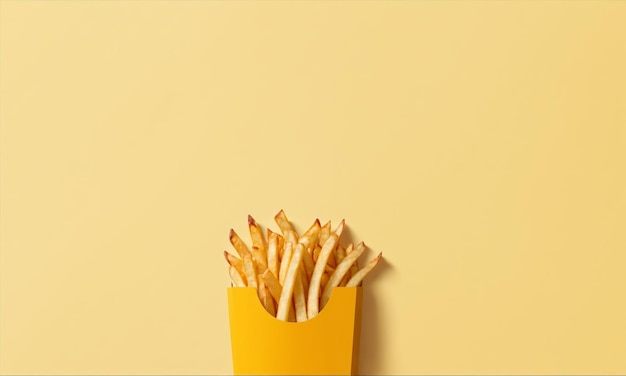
[{"x1": 227, "y1": 287, "x2": 363, "y2": 375}]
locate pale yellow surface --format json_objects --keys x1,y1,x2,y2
[{"x1": 1, "y1": 1, "x2": 625, "y2": 374}]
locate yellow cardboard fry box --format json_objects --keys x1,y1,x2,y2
[{"x1": 228, "y1": 286, "x2": 363, "y2": 375}]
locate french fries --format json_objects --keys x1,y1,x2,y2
[
  {"x1": 277, "y1": 243, "x2": 305, "y2": 321},
  {"x1": 307, "y1": 234, "x2": 339, "y2": 319},
  {"x1": 346, "y1": 252, "x2": 383, "y2": 287},
  {"x1": 320, "y1": 242, "x2": 366, "y2": 309},
  {"x1": 267, "y1": 232, "x2": 279, "y2": 279},
  {"x1": 224, "y1": 210, "x2": 383, "y2": 321},
  {"x1": 229, "y1": 266, "x2": 246, "y2": 287}
]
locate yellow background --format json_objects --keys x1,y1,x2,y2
[{"x1": 1, "y1": 1, "x2": 625, "y2": 374}]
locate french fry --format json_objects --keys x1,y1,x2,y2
[
  {"x1": 336, "y1": 244, "x2": 346, "y2": 263},
  {"x1": 276, "y1": 243, "x2": 306, "y2": 321},
  {"x1": 280, "y1": 231, "x2": 298, "y2": 282},
  {"x1": 248, "y1": 215, "x2": 267, "y2": 269},
  {"x1": 261, "y1": 269, "x2": 282, "y2": 303},
  {"x1": 284, "y1": 230, "x2": 298, "y2": 247},
  {"x1": 267, "y1": 232, "x2": 279, "y2": 279},
  {"x1": 320, "y1": 272, "x2": 330, "y2": 295},
  {"x1": 224, "y1": 251, "x2": 246, "y2": 284},
  {"x1": 302, "y1": 250, "x2": 315, "y2": 280},
  {"x1": 288, "y1": 302, "x2": 295, "y2": 322},
  {"x1": 252, "y1": 246, "x2": 267, "y2": 273},
  {"x1": 313, "y1": 244, "x2": 322, "y2": 263},
  {"x1": 299, "y1": 264, "x2": 309, "y2": 296},
  {"x1": 333, "y1": 219, "x2": 345, "y2": 239},
  {"x1": 339, "y1": 274, "x2": 350, "y2": 287},
  {"x1": 258, "y1": 279, "x2": 270, "y2": 311},
  {"x1": 294, "y1": 273, "x2": 308, "y2": 322},
  {"x1": 224, "y1": 250, "x2": 242, "y2": 269},
  {"x1": 346, "y1": 252, "x2": 382, "y2": 287},
  {"x1": 327, "y1": 247, "x2": 337, "y2": 268},
  {"x1": 318, "y1": 220, "x2": 331, "y2": 247},
  {"x1": 279, "y1": 241, "x2": 294, "y2": 285},
  {"x1": 336, "y1": 245, "x2": 350, "y2": 286},
  {"x1": 345, "y1": 243, "x2": 354, "y2": 254},
  {"x1": 242, "y1": 253, "x2": 258, "y2": 291},
  {"x1": 298, "y1": 236, "x2": 315, "y2": 279},
  {"x1": 277, "y1": 232, "x2": 285, "y2": 260},
  {"x1": 345, "y1": 243, "x2": 359, "y2": 279},
  {"x1": 306, "y1": 234, "x2": 339, "y2": 319},
  {"x1": 229, "y1": 229, "x2": 252, "y2": 260},
  {"x1": 229, "y1": 265, "x2": 246, "y2": 287},
  {"x1": 320, "y1": 242, "x2": 366, "y2": 309},
  {"x1": 248, "y1": 215, "x2": 265, "y2": 247},
  {"x1": 268, "y1": 228, "x2": 285, "y2": 260},
  {"x1": 275, "y1": 210, "x2": 297, "y2": 238},
  {"x1": 301, "y1": 219, "x2": 321, "y2": 251}
]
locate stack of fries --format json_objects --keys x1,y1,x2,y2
[{"x1": 224, "y1": 210, "x2": 382, "y2": 322}]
